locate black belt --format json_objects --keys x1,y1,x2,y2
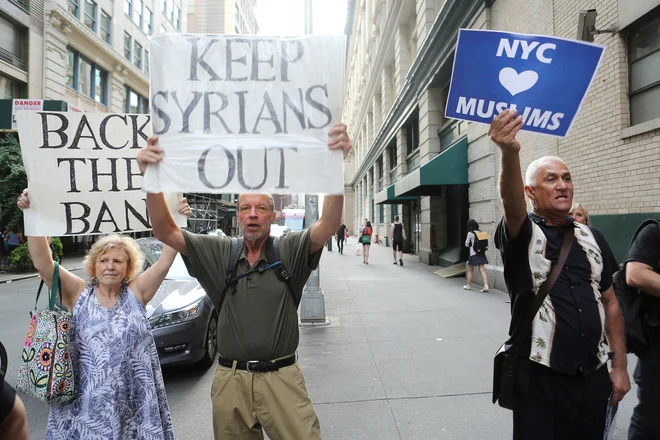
[{"x1": 218, "y1": 355, "x2": 295, "y2": 372}]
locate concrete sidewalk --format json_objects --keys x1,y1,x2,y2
[
  {"x1": 0, "y1": 255, "x2": 85, "y2": 284},
  {"x1": 298, "y1": 240, "x2": 634, "y2": 439}
]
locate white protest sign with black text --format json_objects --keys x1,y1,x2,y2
[
  {"x1": 16, "y1": 111, "x2": 187, "y2": 236},
  {"x1": 145, "y1": 34, "x2": 346, "y2": 195}
]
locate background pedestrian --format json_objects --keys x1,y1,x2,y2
[
  {"x1": 464, "y1": 219, "x2": 489, "y2": 292},
  {"x1": 361, "y1": 221, "x2": 373, "y2": 264}
]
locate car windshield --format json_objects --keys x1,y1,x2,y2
[{"x1": 140, "y1": 242, "x2": 193, "y2": 280}]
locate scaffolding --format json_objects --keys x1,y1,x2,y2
[
  {"x1": 185, "y1": 193, "x2": 237, "y2": 235},
  {"x1": 59, "y1": 193, "x2": 237, "y2": 252}
]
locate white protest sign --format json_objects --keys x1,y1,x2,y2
[
  {"x1": 12, "y1": 99, "x2": 43, "y2": 129},
  {"x1": 145, "y1": 34, "x2": 346, "y2": 195},
  {"x1": 16, "y1": 111, "x2": 187, "y2": 236}
]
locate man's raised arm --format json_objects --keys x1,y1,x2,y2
[
  {"x1": 137, "y1": 137, "x2": 187, "y2": 255},
  {"x1": 489, "y1": 109, "x2": 527, "y2": 241}
]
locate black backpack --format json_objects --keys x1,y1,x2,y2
[
  {"x1": 472, "y1": 230, "x2": 489, "y2": 254},
  {"x1": 218, "y1": 236, "x2": 295, "y2": 312},
  {"x1": 613, "y1": 219, "x2": 660, "y2": 356}
]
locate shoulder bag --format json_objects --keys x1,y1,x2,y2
[
  {"x1": 492, "y1": 227, "x2": 573, "y2": 410},
  {"x1": 16, "y1": 262, "x2": 75, "y2": 404}
]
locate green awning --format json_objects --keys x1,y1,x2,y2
[
  {"x1": 394, "y1": 137, "x2": 468, "y2": 197},
  {"x1": 374, "y1": 183, "x2": 419, "y2": 205}
]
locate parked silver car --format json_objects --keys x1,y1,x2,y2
[{"x1": 137, "y1": 238, "x2": 217, "y2": 368}]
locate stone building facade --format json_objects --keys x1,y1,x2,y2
[{"x1": 1, "y1": 0, "x2": 185, "y2": 111}]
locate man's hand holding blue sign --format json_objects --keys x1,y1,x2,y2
[{"x1": 445, "y1": 29, "x2": 605, "y2": 137}]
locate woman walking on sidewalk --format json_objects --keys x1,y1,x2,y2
[
  {"x1": 360, "y1": 221, "x2": 373, "y2": 264},
  {"x1": 464, "y1": 219, "x2": 489, "y2": 292}
]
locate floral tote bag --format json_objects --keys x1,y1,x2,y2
[{"x1": 16, "y1": 262, "x2": 75, "y2": 404}]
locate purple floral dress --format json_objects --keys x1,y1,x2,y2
[{"x1": 46, "y1": 284, "x2": 174, "y2": 440}]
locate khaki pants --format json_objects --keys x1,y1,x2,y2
[{"x1": 211, "y1": 362, "x2": 321, "y2": 440}]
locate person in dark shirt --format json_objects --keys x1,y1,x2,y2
[
  {"x1": 624, "y1": 222, "x2": 660, "y2": 439},
  {"x1": 0, "y1": 364, "x2": 28, "y2": 440},
  {"x1": 336, "y1": 222, "x2": 346, "y2": 254},
  {"x1": 390, "y1": 215, "x2": 406, "y2": 266},
  {"x1": 490, "y1": 109, "x2": 630, "y2": 440}
]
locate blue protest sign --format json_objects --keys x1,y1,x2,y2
[{"x1": 445, "y1": 29, "x2": 605, "y2": 137}]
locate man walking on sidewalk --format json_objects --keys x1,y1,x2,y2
[
  {"x1": 336, "y1": 221, "x2": 346, "y2": 254},
  {"x1": 491, "y1": 109, "x2": 629, "y2": 440},
  {"x1": 137, "y1": 123, "x2": 352, "y2": 440},
  {"x1": 390, "y1": 215, "x2": 406, "y2": 266}
]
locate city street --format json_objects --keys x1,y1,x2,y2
[{"x1": 0, "y1": 242, "x2": 639, "y2": 439}]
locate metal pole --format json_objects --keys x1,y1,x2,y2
[
  {"x1": 303, "y1": 0, "x2": 313, "y2": 34},
  {"x1": 300, "y1": 195, "x2": 326, "y2": 322},
  {"x1": 299, "y1": 0, "x2": 326, "y2": 323}
]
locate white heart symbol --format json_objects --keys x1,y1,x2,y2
[{"x1": 498, "y1": 67, "x2": 539, "y2": 96}]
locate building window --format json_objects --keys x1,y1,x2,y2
[
  {"x1": 133, "y1": 0, "x2": 143, "y2": 27},
  {"x1": 84, "y1": 0, "x2": 97, "y2": 32},
  {"x1": 66, "y1": 48, "x2": 75, "y2": 88},
  {"x1": 160, "y1": 24, "x2": 166, "y2": 33},
  {"x1": 0, "y1": 15, "x2": 25, "y2": 70},
  {"x1": 174, "y1": 5, "x2": 180, "y2": 30},
  {"x1": 0, "y1": 73, "x2": 25, "y2": 99},
  {"x1": 166, "y1": 0, "x2": 173, "y2": 21},
  {"x1": 66, "y1": 47, "x2": 108, "y2": 105},
  {"x1": 94, "y1": 68, "x2": 105, "y2": 103},
  {"x1": 124, "y1": 32, "x2": 132, "y2": 60},
  {"x1": 143, "y1": 7, "x2": 152, "y2": 34},
  {"x1": 68, "y1": 0, "x2": 80, "y2": 17},
  {"x1": 124, "y1": 0, "x2": 132, "y2": 17},
  {"x1": 78, "y1": 57, "x2": 92, "y2": 97},
  {"x1": 162, "y1": 0, "x2": 166, "y2": 13},
  {"x1": 629, "y1": 14, "x2": 660, "y2": 126},
  {"x1": 145, "y1": 50, "x2": 149, "y2": 75},
  {"x1": 405, "y1": 116, "x2": 419, "y2": 155},
  {"x1": 100, "y1": 10, "x2": 111, "y2": 43},
  {"x1": 126, "y1": 87, "x2": 149, "y2": 113},
  {"x1": 134, "y1": 41, "x2": 142, "y2": 69}
]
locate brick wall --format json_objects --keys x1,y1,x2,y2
[{"x1": 465, "y1": 0, "x2": 660, "y2": 267}]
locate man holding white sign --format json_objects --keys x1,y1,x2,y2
[{"x1": 137, "y1": 122, "x2": 352, "y2": 440}]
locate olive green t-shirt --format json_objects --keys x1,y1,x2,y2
[{"x1": 181, "y1": 229, "x2": 322, "y2": 361}]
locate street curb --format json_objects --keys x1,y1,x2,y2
[{"x1": 0, "y1": 267, "x2": 84, "y2": 284}]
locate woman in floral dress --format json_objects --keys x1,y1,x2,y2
[{"x1": 18, "y1": 189, "x2": 191, "y2": 440}]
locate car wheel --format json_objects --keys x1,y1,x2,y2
[{"x1": 199, "y1": 311, "x2": 218, "y2": 368}]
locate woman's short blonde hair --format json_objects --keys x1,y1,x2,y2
[
  {"x1": 83, "y1": 234, "x2": 144, "y2": 282},
  {"x1": 570, "y1": 202, "x2": 590, "y2": 226}
]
